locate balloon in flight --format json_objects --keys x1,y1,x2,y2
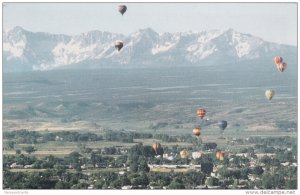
[
  {"x1": 115, "y1": 40, "x2": 123, "y2": 51},
  {"x1": 192, "y1": 127, "x2": 201, "y2": 137},
  {"x1": 117, "y1": 5, "x2": 127, "y2": 15},
  {"x1": 216, "y1": 151, "x2": 225, "y2": 161},
  {"x1": 265, "y1": 89, "x2": 275, "y2": 100},
  {"x1": 217, "y1": 120, "x2": 227, "y2": 131},
  {"x1": 152, "y1": 142, "x2": 161, "y2": 154},
  {"x1": 180, "y1": 149, "x2": 189, "y2": 159},
  {"x1": 277, "y1": 62, "x2": 287, "y2": 72},
  {"x1": 273, "y1": 56, "x2": 283, "y2": 65},
  {"x1": 196, "y1": 108, "x2": 206, "y2": 119}
]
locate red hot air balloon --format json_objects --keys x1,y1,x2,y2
[
  {"x1": 196, "y1": 108, "x2": 206, "y2": 119},
  {"x1": 273, "y1": 56, "x2": 283, "y2": 65}
]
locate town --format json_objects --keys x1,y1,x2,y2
[{"x1": 3, "y1": 129, "x2": 297, "y2": 189}]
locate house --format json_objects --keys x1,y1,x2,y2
[
  {"x1": 10, "y1": 163, "x2": 23, "y2": 169},
  {"x1": 121, "y1": 185, "x2": 132, "y2": 190},
  {"x1": 149, "y1": 185, "x2": 162, "y2": 189},
  {"x1": 24, "y1": 164, "x2": 34, "y2": 169},
  {"x1": 280, "y1": 162, "x2": 290, "y2": 166}
]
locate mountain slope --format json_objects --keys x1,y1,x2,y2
[{"x1": 3, "y1": 26, "x2": 296, "y2": 72}]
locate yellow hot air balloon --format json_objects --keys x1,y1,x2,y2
[
  {"x1": 180, "y1": 149, "x2": 189, "y2": 159},
  {"x1": 219, "y1": 151, "x2": 225, "y2": 161},
  {"x1": 216, "y1": 151, "x2": 225, "y2": 161},
  {"x1": 265, "y1": 89, "x2": 275, "y2": 101}
]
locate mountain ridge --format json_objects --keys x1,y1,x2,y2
[{"x1": 3, "y1": 26, "x2": 296, "y2": 72}]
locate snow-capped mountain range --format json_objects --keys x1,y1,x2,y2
[{"x1": 3, "y1": 26, "x2": 296, "y2": 72}]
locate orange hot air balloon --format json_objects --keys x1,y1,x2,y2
[
  {"x1": 216, "y1": 151, "x2": 225, "y2": 161},
  {"x1": 196, "y1": 108, "x2": 206, "y2": 119},
  {"x1": 193, "y1": 127, "x2": 201, "y2": 137},
  {"x1": 219, "y1": 151, "x2": 225, "y2": 161},
  {"x1": 216, "y1": 151, "x2": 220, "y2": 159},
  {"x1": 152, "y1": 143, "x2": 161, "y2": 154},
  {"x1": 117, "y1": 5, "x2": 127, "y2": 15},
  {"x1": 277, "y1": 62, "x2": 287, "y2": 72},
  {"x1": 273, "y1": 56, "x2": 283, "y2": 65},
  {"x1": 115, "y1": 40, "x2": 123, "y2": 51}
]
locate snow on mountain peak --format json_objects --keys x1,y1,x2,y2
[{"x1": 3, "y1": 27, "x2": 295, "y2": 72}]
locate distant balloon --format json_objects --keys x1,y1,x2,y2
[
  {"x1": 265, "y1": 89, "x2": 275, "y2": 100},
  {"x1": 216, "y1": 151, "x2": 225, "y2": 161},
  {"x1": 115, "y1": 40, "x2": 123, "y2": 51},
  {"x1": 180, "y1": 149, "x2": 189, "y2": 159},
  {"x1": 196, "y1": 108, "x2": 206, "y2": 119},
  {"x1": 217, "y1": 120, "x2": 227, "y2": 131},
  {"x1": 117, "y1": 5, "x2": 127, "y2": 15},
  {"x1": 277, "y1": 62, "x2": 287, "y2": 72},
  {"x1": 192, "y1": 127, "x2": 201, "y2": 137},
  {"x1": 192, "y1": 151, "x2": 202, "y2": 159},
  {"x1": 152, "y1": 143, "x2": 161, "y2": 154},
  {"x1": 273, "y1": 56, "x2": 283, "y2": 65}
]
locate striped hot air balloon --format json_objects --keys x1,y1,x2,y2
[
  {"x1": 277, "y1": 62, "x2": 287, "y2": 72},
  {"x1": 196, "y1": 108, "x2": 206, "y2": 119}
]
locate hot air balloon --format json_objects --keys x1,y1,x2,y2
[
  {"x1": 273, "y1": 56, "x2": 283, "y2": 65},
  {"x1": 192, "y1": 151, "x2": 202, "y2": 159},
  {"x1": 117, "y1": 5, "x2": 127, "y2": 15},
  {"x1": 196, "y1": 108, "x2": 206, "y2": 119},
  {"x1": 217, "y1": 120, "x2": 227, "y2": 131},
  {"x1": 193, "y1": 127, "x2": 201, "y2": 137},
  {"x1": 265, "y1": 89, "x2": 275, "y2": 101},
  {"x1": 152, "y1": 143, "x2": 161, "y2": 154},
  {"x1": 216, "y1": 151, "x2": 225, "y2": 161},
  {"x1": 180, "y1": 149, "x2": 189, "y2": 159},
  {"x1": 219, "y1": 151, "x2": 225, "y2": 161},
  {"x1": 277, "y1": 62, "x2": 287, "y2": 72},
  {"x1": 115, "y1": 40, "x2": 123, "y2": 51}
]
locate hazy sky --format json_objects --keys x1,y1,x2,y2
[{"x1": 3, "y1": 2, "x2": 297, "y2": 45}]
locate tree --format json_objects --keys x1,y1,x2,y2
[
  {"x1": 120, "y1": 175, "x2": 131, "y2": 186},
  {"x1": 205, "y1": 177, "x2": 219, "y2": 186},
  {"x1": 6, "y1": 141, "x2": 15, "y2": 149},
  {"x1": 55, "y1": 181, "x2": 71, "y2": 189},
  {"x1": 168, "y1": 179, "x2": 185, "y2": 189},
  {"x1": 252, "y1": 166, "x2": 264, "y2": 176},
  {"x1": 15, "y1": 149, "x2": 21, "y2": 155},
  {"x1": 139, "y1": 160, "x2": 150, "y2": 172},
  {"x1": 23, "y1": 146, "x2": 36, "y2": 154},
  {"x1": 130, "y1": 161, "x2": 139, "y2": 172},
  {"x1": 201, "y1": 162, "x2": 213, "y2": 175}
]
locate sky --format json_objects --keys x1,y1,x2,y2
[{"x1": 3, "y1": 2, "x2": 298, "y2": 46}]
